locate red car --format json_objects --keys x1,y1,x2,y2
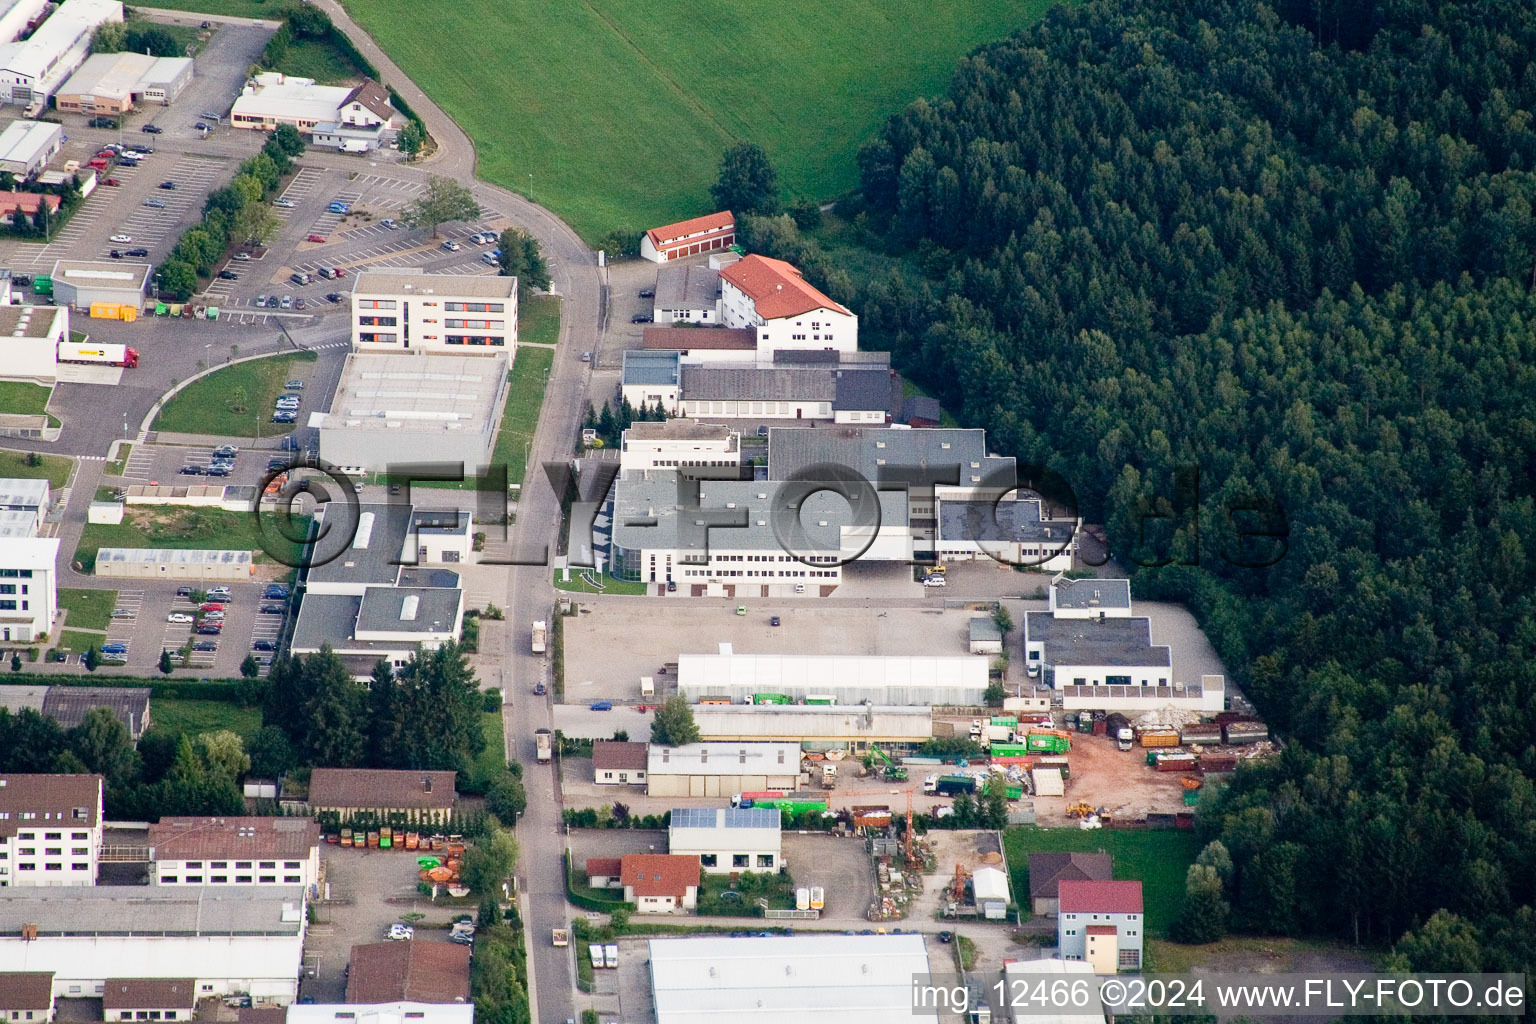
[
  {"x1": 306, "y1": 234, "x2": 327, "y2": 243},
  {"x1": 103, "y1": 178, "x2": 120, "y2": 186},
  {"x1": 199, "y1": 602, "x2": 225, "y2": 612}
]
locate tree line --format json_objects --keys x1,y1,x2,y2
[{"x1": 823, "y1": 0, "x2": 1536, "y2": 972}]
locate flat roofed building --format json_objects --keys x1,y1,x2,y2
[
  {"x1": 1050, "y1": 577, "x2": 1132, "y2": 617},
  {"x1": 1002, "y1": 959, "x2": 1103, "y2": 1024},
  {"x1": 0, "y1": 304, "x2": 69, "y2": 384},
  {"x1": 645, "y1": 742, "x2": 800, "y2": 797},
  {"x1": 691, "y1": 704, "x2": 933, "y2": 752},
  {"x1": 0, "y1": 119, "x2": 59, "y2": 175},
  {"x1": 652, "y1": 264, "x2": 719, "y2": 324},
  {"x1": 641, "y1": 211, "x2": 734, "y2": 263},
  {"x1": 149, "y1": 817, "x2": 321, "y2": 888},
  {"x1": 0, "y1": 971, "x2": 54, "y2": 1022},
  {"x1": 93, "y1": 547, "x2": 251, "y2": 581},
  {"x1": 351, "y1": 272, "x2": 517, "y2": 356},
  {"x1": 666, "y1": 807, "x2": 781, "y2": 874},
  {"x1": 231, "y1": 73, "x2": 394, "y2": 136},
  {"x1": 677, "y1": 360, "x2": 895, "y2": 424},
  {"x1": 0, "y1": 0, "x2": 122, "y2": 107},
  {"x1": 318, "y1": 352, "x2": 509, "y2": 475},
  {"x1": 47, "y1": 260, "x2": 148, "y2": 310},
  {"x1": 0, "y1": 478, "x2": 49, "y2": 518},
  {"x1": 935, "y1": 494, "x2": 1076, "y2": 570},
  {"x1": 621, "y1": 350, "x2": 681, "y2": 411},
  {"x1": 648, "y1": 933, "x2": 935, "y2": 1024},
  {"x1": 1023, "y1": 610, "x2": 1171, "y2": 687},
  {"x1": 345, "y1": 942, "x2": 469, "y2": 1004},
  {"x1": 56, "y1": 52, "x2": 192, "y2": 112},
  {"x1": 678, "y1": 652, "x2": 989, "y2": 706},
  {"x1": 0, "y1": 773, "x2": 102, "y2": 887},
  {"x1": 0, "y1": 536, "x2": 57, "y2": 643},
  {"x1": 0, "y1": 510, "x2": 36, "y2": 538},
  {"x1": 618, "y1": 419, "x2": 740, "y2": 472},
  {"x1": 303, "y1": 769, "x2": 456, "y2": 824},
  {"x1": 101, "y1": 978, "x2": 195, "y2": 1022},
  {"x1": 290, "y1": 586, "x2": 463, "y2": 679},
  {"x1": 303, "y1": 502, "x2": 416, "y2": 595},
  {"x1": 0, "y1": 885, "x2": 306, "y2": 1002},
  {"x1": 767, "y1": 425, "x2": 1015, "y2": 497}
]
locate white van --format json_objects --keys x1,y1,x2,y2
[
  {"x1": 589, "y1": 944, "x2": 604, "y2": 969},
  {"x1": 604, "y1": 944, "x2": 619, "y2": 968}
]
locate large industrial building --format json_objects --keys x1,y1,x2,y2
[
  {"x1": 691, "y1": 703, "x2": 933, "y2": 753},
  {"x1": 56, "y1": 51, "x2": 193, "y2": 112},
  {"x1": 0, "y1": 304, "x2": 71, "y2": 383},
  {"x1": 647, "y1": 933, "x2": 936, "y2": 1024},
  {"x1": 678, "y1": 652, "x2": 990, "y2": 706},
  {"x1": 47, "y1": 260, "x2": 149, "y2": 311},
  {"x1": 318, "y1": 352, "x2": 508, "y2": 475},
  {"x1": 0, "y1": 886, "x2": 308, "y2": 1002},
  {"x1": 350, "y1": 272, "x2": 517, "y2": 355},
  {"x1": 0, "y1": 119, "x2": 59, "y2": 176},
  {"x1": 0, "y1": 0, "x2": 122, "y2": 109},
  {"x1": 644, "y1": 742, "x2": 800, "y2": 797}
]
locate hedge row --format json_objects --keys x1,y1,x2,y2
[{"x1": 17, "y1": 675, "x2": 245, "y2": 701}]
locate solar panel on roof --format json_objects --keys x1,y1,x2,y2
[{"x1": 726, "y1": 807, "x2": 781, "y2": 828}]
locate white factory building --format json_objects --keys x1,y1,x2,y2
[
  {"x1": 666, "y1": 807, "x2": 782, "y2": 875},
  {"x1": 48, "y1": 260, "x2": 150, "y2": 310},
  {"x1": 350, "y1": 272, "x2": 518, "y2": 356},
  {"x1": 0, "y1": 886, "x2": 308, "y2": 1002},
  {"x1": 0, "y1": 0, "x2": 48, "y2": 49},
  {"x1": 617, "y1": 419, "x2": 740, "y2": 472},
  {"x1": 0, "y1": 0, "x2": 123, "y2": 109},
  {"x1": 0, "y1": 118, "x2": 60, "y2": 176},
  {"x1": 648, "y1": 933, "x2": 937, "y2": 1024},
  {"x1": 0, "y1": 536, "x2": 57, "y2": 643},
  {"x1": 691, "y1": 704, "x2": 933, "y2": 753},
  {"x1": 678, "y1": 652, "x2": 990, "y2": 706},
  {"x1": 0, "y1": 304, "x2": 70, "y2": 383},
  {"x1": 0, "y1": 773, "x2": 103, "y2": 887},
  {"x1": 56, "y1": 51, "x2": 193, "y2": 112},
  {"x1": 644, "y1": 742, "x2": 801, "y2": 798},
  {"x1": 317, "y1": 352, "x2": 509, "y2": 475}
]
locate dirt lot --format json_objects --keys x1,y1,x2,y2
[
  {"x1": 562, "y1": 601, "x2": 1014, "y2": 703},
  {"x1": 299, "y1": 844, "x2": 473, "y2": 1001},
  {"x1": 1034, "y1": 731, "x2": 1194, "y2": 825}
]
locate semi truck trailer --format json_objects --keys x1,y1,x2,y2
[{"x1": 58, "y1": 341, "x2": 138, "y2": 367}]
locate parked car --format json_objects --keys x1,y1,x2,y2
[
  {"x1": 638, "y1": 288, "x2": 655, "y2": 298},
  {"x1": 202, "y1": 611, "x2": 225, "y2": 621},
  {"x1": 770, "y1": 616, "x2": 781, "y2": 627},
  {"x1": 167, "y1": 612, "x2": 194, "y2": 624},
  {"x1": 921, "y1": 575, "x2": 947, "y2": 587},
  {"x1": 441, "y1": 239, "x2": 460, "y2": 251},
  {"x1": 255, "y1": 295, "x2": 268, "y2": 308},
  {"x1": 306, "y1": 234, "x2": 326, "y2": 243},
  {"x1": 294, "y1": 297, "x2": 306, "y2": 310},
  {"x1": 213, "y1": 445, "x2": 238, "y2": 457},
  {"x1": 100, "y1": 643, "x2": 128, "y2": 655},
  {"x1": 178, "y1": 465, "x2": 205, "y2": 475},
  {"x1": 108, "y1": 251, "x2": 122, "y2": 259},
  {"x1": 533, "y1": 682, "x2": 546, "y2": 695},
  {"x1": 232, "y1": 252, "x2": 251, "y2": 261},
  {"x1": 158, "y1": 180, "x2": 176, "y2": 189},
  {"x1": 218, "y1": 270, "x2": 238, "y2": 280},
  {"x1": 381, "y1": 218, "x2": 397, "y2": 228},
  {"x1": 589, "y1": 701, "x2": 613, "y2": 711},
  {"x1": 124, "y1": 248, "x2": 149, "y2": 257},
  {"x1": 280, "y1": 295, "x2": 293, "y2": 309},
  {"x1": 103, "y1": 177, "x2": 120, "y2": 186},
  {"x1": 273, "y1": 198, "x2": 296, "y2": 208},
  {"x1": 260, "y1": 604, "x2": 285, "y2": 615},
  {"x1": 193, "y1": 122, "x2": 210, "y2": 131},
  {"x1": 387, "y1": 924, "x2": 413, "y2": 941},
  {"x1": 196, "y1": 624, "x2": 221, "y2": 635},
  {"x1": 141, "y1": 124, "x2": 162, "y2": 134},
  {"x1": 110, "y1": 234, "x2": 132, "y2": 243},
  {"x1": 631, "y1": 314, "x2": 653, "y2": 323},
  {"x1": 88, "y1": 116, "x2": 116, "y2": 128},
  {"x1": 326, "y1": 292, "x2": 342, "y2": 303},
  {"x1": 192, "y1": 641, "x2": 218, "y2": 652},
  {"x1": 175, "y1": 586, "x2": 193, "y2": 597},
  {"x1": 272, "y1": 412, "x2": 297, "y2": 424},
  {"x1": 264, "y1": 585, "x2": 289, "y2": 599},
  {"x1": 252, "y1": 640, "x2": 276, "y2": 652},
  {"x1": 580, "y1": 351, "x2": 592, "y2": 362},
  {"x1": 284, "y1": 380, "x2": 304, "y2": 390},
  {"x1": 207, "y1": 587, "x2": 231, "y2": 599},
  {"x1": 207, "y1": 464, "x2": 231, "y2": 477},
  {"x1": 200, "y1": 602, "x2": 225, "y2": 612}
]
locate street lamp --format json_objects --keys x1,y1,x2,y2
[{"x1": 204, "y1": 343, "x2": 211, "y2": 370}]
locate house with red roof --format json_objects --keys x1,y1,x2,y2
[
  {"x1": 1057, "y1": 879, "x2": 1143, "y2": 971},
  {"x1": 617, "y1": 853, "x2": 699, "y2": 913},
  {"x1": 641, "y1": 211, "x2": 736, "y2": 263},
  {"x1": 719, "y1": 254, "x2": 858, "y2": 355}
]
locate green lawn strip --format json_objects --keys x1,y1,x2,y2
[
  {"x1": 552, "y1": 570, "x2": 648, "y2": 596},
  {"x1": 103, "y1": 443, "x2": 131, "y2": 477},
  {"x1": 153, "y1": 352, "x2": 317, "y2": 438},
  {"x1": 126, "y1": 0, "x2": 282, "y2": 16},
  {"x1": 57, "y1": 589, "x2": 117, "y2": 632},
  {"x1": 273, "y1": 34, "x2": 365, "y2": 84},
  {"x1": 0, "y1": 450, "x2": 72, "y2": 490},
  {"x1": 58, "y1": 629, "x2": 104, "y2": 653},
  {"x1": 150, "y1": 698, "x2": 263, "y2": 741},
  {"x1": 494, "y1": 345, "x2": 555, "y2": 493},
  {"x1": 74, "y1": 507, "x2": 309, "y2": 573},
  {"x1": 341, "y1": 0, "x2": 1055, "y2": 242},
  {"x1": 0, "y1": 381, "x2": 52, "y2": 416},
  {"x1": 519, "y1": 295, "x2": 561, "y2": 345},
  {"x1": 464, "y1": 712, "x2": 507, "y2": 793},
  {"x1": 1002, "y1": 826, "x2": 1199, "y2": 937}
]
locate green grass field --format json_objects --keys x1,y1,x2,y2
[
  {"x1": 466, "y1": 711, "x2": 507, "y2": 792},
  {"x1": 0, "y1": 381, "x2": 52, "y2": 416},
  {"x1": 553, "y1": 569, "x2": 648, "y2": 596},
  {"x1": 153, "y1": 352, "x2": 317, "y2": 438},
  {"x1": 103, "y1": 443, "x2": 131, "y2": 477},
  {"x1": 75, "y1": 507, "x2": 309, "y2": 573},
  {"x1": 274, "y1": 34, "x2": 366, "y2": 84},
  {"x1": 151, "y1": 698, "x2": 263, "y2": 740},
  {"x1": 128, "y1": 0, "x2": 287, "y2": 17},
  {"x1": 0, "y1": 450, "x2": 71, "y2": 490},
  {"x1": 340, "y1": 0, "x2": 1055, "y2": 241},
  {"x1": 520, "y1": 294, "x2": 561, "y2": 346},
  {"x1": 57, "y1": 589, "x2": 116, "y2": 632},
  {"x1": 1002, "y1": 826, "x2": 1199, "y2": 936},
  {"x1": 58, "y1": 629, "x2": 102, "y2": 653}
]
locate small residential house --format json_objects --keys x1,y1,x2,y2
[
  {"x1": 1027, "y1": 851, "x2": 1112, "y2": 916},
  {"x1": 1057, "y1": 879, "x2": 1143, "y2": 971},
  {"x1": 617, "y1": 853, "x2": 700, "y2": 913},
  {"x1": 0, "y1": 972, "x2": 54, "y2": 1023},
  {"x1": 101, "y1": 979, "x2": 195, "y2": 1022},
  {"x1": 303, "y1": 769, "x2": 456, "y2": 825},
  {"x1": 592, "y1": 741, "x2": 648, "y2": 786}
]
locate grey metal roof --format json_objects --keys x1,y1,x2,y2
[
  {"x1": 654, "y1": 265, "x2": 720, "y2": 311},
  {"x1": 767, "y1": 427, "x2": 1015, "y2": 488},
  {"x1": 0, "y1": 885, "x2": 305, "y2": 936},
  {"x1": 669, "y1": 807, "x2": 780, "y2": 830},
  {"x1": 623, "y1": 350, "x2": 682, "y2": 387},
  {"x1": 679, "y1": 364, "x2": 893, "y2": 410},
  {"x1": 832, "y1": 368, "x2": 897, "y2": 413},
  {"x1": 1053, "y1": 578, "x2": 1131, "y2": 610},
  {"x1": 900, "y1": 395, "x2": 942, "y2": 424},
  {"x1": 355, "y1": 586, "x2": 462, "y2": 634},
  {"x1": 968, "y1": 618, "x2": 1003, "y2": 642},
  {"x1": 304, "y1": 502, "x2": 412, "y2": 590},
  {"x1": 40, "y1": 686, "x2": 151, "y2": 738},
  {"x1": 938, "y1": 498, "x2": 1073, "y2": 544},
  {"x1": 1025, "y1": 611, "x2": 1171, "y2": 668},
  {"x1": 290, "y1": 594, "x2": 363, "y2": 653},
  {"x1": 611, "y1": 471, "x2": 906, "y2": 554},
  {"x1": 397, "y1": 567, "x2": 461, "y2": 588}
]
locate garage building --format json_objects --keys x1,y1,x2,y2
[
  {"x1": 677, "y1": 652, "x2": 989, "y2": 706},
  {"x1": 0, "y1": 304, "x2": 69, "y2": 383},
  {"x1": 648, "y1": 933, "x2": 936, "y2": 1024},
  {"x1": 93, "y1": 548, "x2": 253, "y2": 581},
  {"x1": 48, "y1": 260, "x2": 149, "y2": 311},
  {"x1": 0, "y1": 119, "x2": 60, "y2": 176},
  {"x1": 644, "y1": 741, "x2": 800, "y2": 797},
  {"x1": 57, "y1": 52, "x2": 192, "y2": 112},
  {"x1": 318, "y1": 352, "x2": 508, "y2": 475},
  {"x1": 666, "y1": 807, "x2": 782, "y2": 875},
  {"x1": 691, "y1": 704, "x2": 932, "y2": 753}
]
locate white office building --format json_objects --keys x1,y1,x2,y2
[
  {"x1": 149, "y1": 817, "x2": 322, "y2": 889},
  {"x1": 0, "y1": 774, "x2": 103, "y2": 887},
  {"x1": 0, "y1": 886, "x2": 308, "y2": 1002},
  {"x1": 678, "y1": 652, "x2": 990, "y2": 706},
  {"x1": 0, "y1": 0, "x2": 123, "y2": 109},
  {"x1": 618, "y1": 420, "x2": 740, "y2": 472},
  {"x1": 350, "y1": 272, "x2": 517, "y2": 356},
  {"x1": 718, "y1": 255, "x2": 857, "y2": 353},
  {"x1": 666, "y1": 807, "x2": 782, "y2": 875},
  {"x1": 0, "y1": 536, "x2": 56, "y2": 643}
]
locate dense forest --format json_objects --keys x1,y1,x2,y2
[{"x1": 835, "y1": 0, "x2": 1536, "y2": 968}]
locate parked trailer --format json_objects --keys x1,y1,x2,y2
[
  {"x1": 1155, "y1": 753, "x2": 1199, "y2": 772},
  {"x1": 752, "y1": 693, "x2": 792, "y2": 705},
  {"x1": 1198, "y1": 753, "x2": 1239, "y2": 774},
  {"x1": 1138, "y1": 729, "x2": 1180, "y2": 748},
  {"x1": 589, "y1": 944, "x2": 604, "y2": 969},
  {"x1": 732, "y1": 791, "x2": 828, "y2": 814},
  {"x1": 1222, "y1": 720, "x2": 1270, "y2": 744},
  {"x1": 552, "y1": 928, "x2": 569, "y2": 947},
  {"x1": 534, "y1": 728, "x2": 552, "y2": 763},
  {"x1": 1024, "y1": 730, "x2": 1071, "y2": 754},
  {"x1": 936, "y1": 775, "x2": 978, "y2": 796},
  {"x1": 57, "y1": 341, "x2": 139, "y2": 368},
  {"x1": 531, "y1": 620, "x2": 547, "y2": 653},
  {"x1": 1180, "y1": 723, "x2": 1223, "y2": 745}
]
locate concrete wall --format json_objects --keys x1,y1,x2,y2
[{"x1": 645, "y1": 772, "x2": 797, "y2": 798}]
